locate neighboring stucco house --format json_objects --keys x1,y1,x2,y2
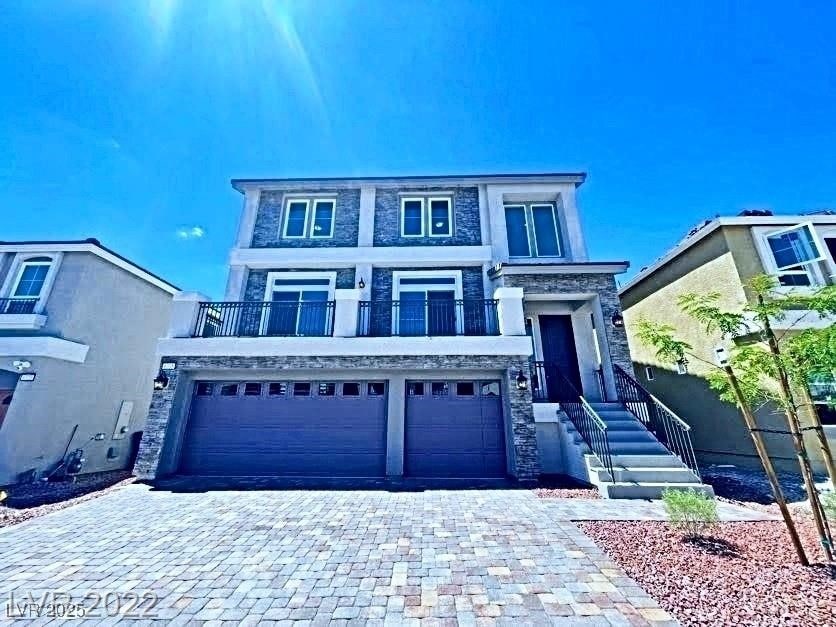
[
  {"x1": 134, "y1": 173, "x2": 712, "y2": 497},
  {"x1": 620, "y1": 212, "x2": 836, "y2": 473},
  {"x1": 0, "y1": 239, "x2": 178, "y2": 486}
]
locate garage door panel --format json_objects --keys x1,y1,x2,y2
[
  {"x1": 405, "y1": 379, "x2": 507, "y2": 478},
  {"x1": 180, "y1": 381, "x2": 387, "y2": 477}
]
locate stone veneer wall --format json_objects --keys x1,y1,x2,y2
[
  {"x1": 250, "y1": 189, "x2": 361, "y2": 248},
  {"x1": 244, "y1": 269, "x2": 356, "y2": 301},
  {"x1": 134, "y1": 354, "x2": 539, "y2": 481},
  {"x1": 373, "y1": 186, "x2": 482, "y2": 247},
  {"x1": 500, "y1": 272, "x2": 634, "y2": 375}
]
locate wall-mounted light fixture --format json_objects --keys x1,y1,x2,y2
[
  {"x1": 153, "y1": 371, "x2": 170, "y2": 390},
  {"x1": 358, "y1": 277, "x2": 366, "y2": 289},
  {"x1": 515, "y1": 370, "x2": 529, "y2": 391},
  {"x1": 611, "y1": 313, "x2": 625, "y2": 328}
]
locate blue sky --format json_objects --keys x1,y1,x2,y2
[{"x1": 1, "y1": 1, "x2": 834, "y2": 298}]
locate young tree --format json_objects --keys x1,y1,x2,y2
[{"x1": 636, "y1": 277, "x2": 836, "y2": 563}]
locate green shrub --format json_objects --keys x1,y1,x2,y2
[
  {"x1": 823, "y1": 490, "x2": 836, "y2": 521},
  {"x1": 661, "y1": 488, "x2": 719, "y2": 539}
]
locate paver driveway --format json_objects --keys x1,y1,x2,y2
[{"x1": 1, "y1": 483, "x2": 676, "y2": 625}]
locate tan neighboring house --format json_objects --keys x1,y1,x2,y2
[
  {"x1": 0, "y1": 239, "x2": 178, "y2": 486},
  {"x1": 619, "y1": 212, "x2": 836, "y2": 473}
]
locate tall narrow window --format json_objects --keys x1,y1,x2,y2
[
  {"x1": 764, "y1": 223, "x2": 825, "y2": 287},
  {"x1": 429, "y1": 198, "x2": 452, "y2": 236},
  {"x1": 311, "y1": 200, "x2": 335, "y2": 238},
  {"x1": 401, "y1": 199, "x2": 424, "y2": 236},
  {"x1": 6, "y1": 257, "x2": 51, "y2": 314},
  {"x1": 283, "y1": 200, "x2": 309, "y2": 237},
  {"x1": 504, "y1": 205, "x2": 530, "y2": 257},
  {"x1": 531, "y1": 204, "x2": 562, "y2": 256}
]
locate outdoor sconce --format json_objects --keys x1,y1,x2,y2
[
  {"x1": 611, "y1": 313, "x2": 625, "y2": 328},
  {"x1": 516, "y1": 370, "x2": 529, "y2": 391},
  {"x1": 676, "y1": 358, "x2": 689, "y2": 375},
  {"x1": 358, "y1": 277, "x2": 366, "y2": 289},
  {"x1": 153, "y1": 371, "x2": 169, "y2": 390}
]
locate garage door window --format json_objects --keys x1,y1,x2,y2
[
  {"x1": 293, "y1": 382, "x2": 311, "y2": 396},
  {"x1": 318, "y1": 382, "x2": 336, "y2": 396},
  {"x1": 408, "y1": 382, "x2": 424, "y2": 396},
  {"x1": 481, "y1": 382, "x2": 500, "y2": 397},
  {"x1": 220, "y1": 384, "x2": 238, "y2": 396},
  {"x1": 431, "y1": 382, "x2": 449, "y2": 396},
  {"x1": 456, "y1": 382, "x2": 475, "y2": 396},
  {"x1": 342, "y1": 382, "x2": 361, "y2": 396},
  {"x1": 368, "y1": 382, "x2": 385, "y2": 396},
  {"x1": 268, "y1": 382, "x2": 287, "y2": 396},
  {"x1": 195, "y1": 382, "x2": 213, "y2": 396},
  {"x1": 244, "y1": 383, "x2": 262, "y2": 396}
]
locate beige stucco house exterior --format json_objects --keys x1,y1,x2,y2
[
  {"x1": 619, "y1": 212, "x2": 836, "y2": 473},
  {"x1": 0, "y1": 239, "x2": 177, "y2": 486}
]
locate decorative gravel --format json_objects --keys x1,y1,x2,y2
[
  {"x1": 0, "y1": 471, "x2": 134, "y2": 529},
  {"x1": 579, "y1": 511, "x2": 836, "y2": 626}
]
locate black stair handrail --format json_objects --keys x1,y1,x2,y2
[
  {"x1": 531, "y1": 360, "x2": 614, "y2": 482},
  {"x1": 612, "y1": 364, "x2": 701, "y2": 478}
]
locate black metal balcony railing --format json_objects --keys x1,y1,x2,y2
[
  {"x1": 357, "y1": 299, "x2": 499, "y2": 337},
  {"x1": 0, "y1": 298, "x2": 38, "y2": 314},
  {"x1": 530, "y1": 360, "x2": 613, "y2": 480},
  {"x1": 613, "y1": 364, "x2": 700, "y2": 478},
  {"x1": 193, "y1": 301, "x2": 335, "y2": 338}
]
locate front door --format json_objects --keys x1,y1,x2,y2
[{"x1": 539, "y1": 315, "x2": 583, "y2": 400}]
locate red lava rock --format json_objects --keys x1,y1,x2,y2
[
  {"x1": 579, "y1": 509, "x2": 836, "y2": 627},
  {"x1": 0, "y1": 471, "x2": 134, "y2": 528}
]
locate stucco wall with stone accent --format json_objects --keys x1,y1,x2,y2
[
  {"x1": 373, "y1": 186, "x2": 482, "y2": 247},
  {"x1": 499, "y1": 272, "x2": 634, "y2": 375},
  {"x1": 134, "y1": 354, "x2": 539, "y2": 481},
  {"x1": 250, "y1": 189, "x2": 361, "y2": 248},
  {"x1": 244, "y1": 268, "x2": 356, "y2": 301}
]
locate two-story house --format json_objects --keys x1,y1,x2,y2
[
  {"x1": 134, "y1": 173, "x2": 713, "y2": 496},
  {"x1": 620, "y1": 212, "x2": 836, "y2": 474},
  {"x1": 0, "y1": 239, "x2": 177, "y2": 486}
]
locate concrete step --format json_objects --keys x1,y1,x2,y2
[
  {"x1": 609, "y1": 454, "x2": 687, "y2": 468},
  {"x1": 595, "y1": 410, "x2": 637, "y2": 420},
  {"x1": 607, "y1": 441, "x2": 670, "y2": 455},
  {"x1": 599, "y1": 420, "x2": 648, "y2": 432},
  {"x1": 589, "y1": 466, "x2": 702, "y2": 484},
  {"x1": 587, "y1": 402, "x2": 624, "y2": 411},
  {"x1": 605, "y1": 430, "x2": 659, "y2": 443},
  {"x1": 599, "y1": 481, "x2": 715, "y2": 500}
]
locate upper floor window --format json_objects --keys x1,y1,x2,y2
[
  {"x1": 282, "y1": 198, "x2": 335, "y2": 239},
  {"x1": 504, "y1": 203, "x2": 563, "y2": 258},
  {"x1": 400, "y1": 197, "x2": 452, "y2": 237},
  {"x1": 762, "y1": 223, "x2": 826, "y2": 287},
  {"x1": 3, "y1": 256, "x2": 53, "y2": 314}
]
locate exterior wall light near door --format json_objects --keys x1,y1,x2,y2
[
  {"x1": 358, "y1": 277, "x2": 366, "y2": 289},
  {"x1": 611, "y1": 313, "x2": 625, "y2": 328},
  {"x1": 515, "y1": 370, "x2": 529, "y2": 391},
  {"x1": 153, "y1": 371, "x2": 169, "y2": 390}
]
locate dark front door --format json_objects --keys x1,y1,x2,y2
[
  {"x1": 539, "y1": 315, "x2": 582, "y2": 400},
  {"x1": 404, "y1": 380, "x2": 506, "y2": 478},
  {"x1": 180, "y1": 380, "x2": 388, "y2": 476}
]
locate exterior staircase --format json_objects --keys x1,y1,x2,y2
[{"x1": 581, "y1": 402, "x2": 714, "y2": 499}]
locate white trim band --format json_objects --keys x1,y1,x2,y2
[
  {"x1": 230, "y1": 245, "x2": 493, "y2": 268},
  {"x1": 0, "y1": 336, "x2": 90, "y2": 363}
]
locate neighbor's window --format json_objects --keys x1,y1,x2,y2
[
  {"x1": 400, "y1": 196, "x2": 452, "y2": 237},
  {"x1": 504, "y1": 203, "x2": 563, "y2": 258},
  {"x1": 282, "y1": 198, "x2": 336, "y2": 239},
  {"x1": 765, "y1": 223, "x2": 825, "y2": 286}
]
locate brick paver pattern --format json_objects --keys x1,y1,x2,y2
[{"x1": 0, "y1": 484, "x2": 677, "y2": 625}]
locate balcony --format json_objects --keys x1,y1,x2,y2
[
  {"x1": 161, "y1": 288, "x2": 532, "y2": 359},
  {"x1": 0, "y1": 298, "x2": 47, "y2": 331},
  {"x1": 192, "y1": 301, "x2": 335, "y2": 338},
  {"x1": 357, "y1": 299, "x2": 499, "y2": 337}
]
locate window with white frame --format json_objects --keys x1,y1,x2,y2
[
  {"x1": 504, "y1": 202, "x2": 564, "y2": 258},
  {"x1": 4, "y1": 256, "x2": 53, "y2": 314},
  {"x1": 263, "y1": 272, "x2": 335, "y2": 336},
  {"x1": 400, "y1": 196, "x2": 452, "y2": 237},
  {"x1": 392, "y1": 271, "x2": 462, "y2": 335},
  {"x1": 762, "y1": 223, "x2": 826, "y2": 287},
  {"x1": 281, "y1": 198, "x2": 336, "y2": 239}
]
